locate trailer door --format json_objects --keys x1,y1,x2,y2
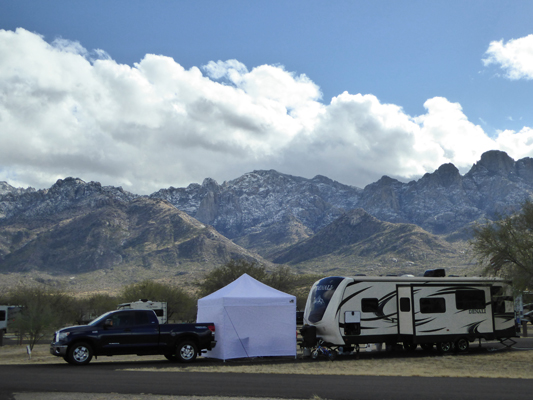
[{"x1": 397, "y1": 286, "x2": 413, "y2": 335}]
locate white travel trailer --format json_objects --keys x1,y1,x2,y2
[
  {"x1": 302, "y1": 275, "x2": 517, "y2": 353},
  {"x1": 117, "y1": 300, "x2": 168, "y2": 324}
]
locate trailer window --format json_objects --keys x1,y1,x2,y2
[
  {"x1": 490, "y1": 286, "x2": 506, "y2": 313},
  {"x1": 0, "y1": 310, "x2": 5, "y2": 321},
  {"x1": 400, "y1": 298, "x2": 411, "y2": 312},
  {"x1": 420, "y1": 298, "x2": 446, "y2": 313},
  {"x1": 307, "y1": 277, "x2": 344, "y2": 323},
  {"x1": 362, "y1": 298, "x2": 379, "y2": 313},
  {"x1": 456, "y1": 290, "x2": 485, "y2": 310}
]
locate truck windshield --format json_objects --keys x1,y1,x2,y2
[
  {"x1": 88, "y1": 311, "x2": 114, "y2": 326},
  {"x1": 307, "y1": 277, "x2": 344, "y2": 323}
]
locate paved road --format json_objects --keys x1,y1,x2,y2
[
  {"x1": 0, "y1": 359, "x2": 531, "y2": 400},
  {"x1": 1, "y1": 337, "x2": 531, "y2": 400}
]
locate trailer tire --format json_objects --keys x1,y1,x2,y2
[
  {"x1": 403, "y1": 342, "x2": 417, "y2": 352},
  {"x1": 455, "y1": 338, "x2": 469, "y2": 352},
  {"x1": 176, "y1": 340, "x2": 198, "y2": 363},
  {"x1": 67, "y1": 342, "x2": 93, "y2": 365},
  {"x1": 421, "y1": 343, "x2": 434, "y2": 352},
  {"x1": 437, "y1": 341, "x2": 453, "y2": 354}
]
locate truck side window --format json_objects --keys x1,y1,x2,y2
[
  {"x1": 110, "y1": 312, "x2": 136, "y2": 328},
  {"x1": 362, "y1": 298, "x2": 379, "y2": 313},
  {"x1": 420, "y1": 298, "x2": 446, "y2": 313},
  {"x1": 136, "y1": 311, "x2": 150, "y2": 325}
]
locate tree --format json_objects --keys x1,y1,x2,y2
[
  {"x1": 197, "y1": 259, "x2": 268, "y2": 296},
  {"x1": 69, "y1": 293, "x2": 119, "y2": 324},
  {"x1": 265, "y1": 265, "x2": 298, "y2": 292},
  {"x1": 120, "y1": 280, "x2": 196, "y2": 322},
  {"x1": 7, "y1": 285, "x2": 72, "y2": 350},
  {"x1": 470, "y1": 199, "x2": 533, "y2": 292}
]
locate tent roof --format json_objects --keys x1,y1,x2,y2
[{"x1": 198, "y1": 274, "x2": 295, "y2": 306}]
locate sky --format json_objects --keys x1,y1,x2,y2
[{"x1": 1, "y1": 1, "x2": 533, "y2": 194}]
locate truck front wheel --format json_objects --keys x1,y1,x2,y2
[
  {"x1": 176, "y1": 340, "x2": 198, "y2": 363},
  {"x1": 67, "y1": 342, "x2": 93, "y2": 365}
]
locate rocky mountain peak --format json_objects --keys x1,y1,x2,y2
[
  {"x1": 418, "y1": 163, "x2": 461, "y2": 189},
  {"x1": 0, "y1": 177, "x2": 137, "y2": 222},
  {"x1": 201, "y1": 177, "x2": 221, "y2": 191},
  {"x1": 468, "y1": 150, "x2": 515, "y2": 177}
]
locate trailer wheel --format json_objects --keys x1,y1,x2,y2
[
  {"x1": 403, "y1": 342, "x2": 417, "y2": 352},
  {"x1": 67, "y1": 342, "x2": 93, "y2": 365},
  {"x1": 421, "y1": 343, "x2": 434, "y2": 352},
  {"x1": 437, "y1": 341, "x2": 453, "y2": 354},
  {"x1": 455, "y1": 338, "x2": 469, "y2": 352},
  {"x1": 176, "y1": 340, "x2": 198, "y2": 363}
]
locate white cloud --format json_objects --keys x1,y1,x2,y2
[
  {"x1": 483, "y1": 34, "x2": 533, "y2": 80},
  {"x1": 1, "y1": 28, "x2": 532, "y2": 194}
]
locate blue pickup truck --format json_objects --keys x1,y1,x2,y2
[{"x1": 50, "y1": 309, "x2": 216, "y2": 365}]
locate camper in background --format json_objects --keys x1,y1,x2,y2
[
  {"x1": 0, "y1": 306, "x2": 7, "y2": 333},
  {"x1": 117, "y1": 299, "x2": 168, "y2": 324},
  {"x1": 0, "y1": 305, "x2": 22, "y2": 334},
  {"x1": 302, "y1": 273, "x2": 516, "y2": 355}
]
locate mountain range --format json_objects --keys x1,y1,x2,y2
[{"x1": 1, "y1": 150, "x2": 531, "y2": 293}]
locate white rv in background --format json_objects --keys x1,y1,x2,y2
[
  {"x1": 117, "y1": 300, "x2": 168, "y2": 324},
  {"x1": 303, "y1": 274, "x2": 516, "y2": 353},
  {"x1": 0, "y1": 305, "x2": 21, "y2": 333},
  {"x1": 0, "y1": 306, "x2": 7, "y2": 333}
]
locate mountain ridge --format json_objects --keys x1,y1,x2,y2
[{"x1": 1, "y1": 150, "x2": 531, "y2": 291}]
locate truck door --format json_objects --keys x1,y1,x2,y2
[
  {"x1": 397, "y1": 286, "x2": 413, "y2": 336},
  {"x1": 129, "y1": 311, "x2": 160, "y2": 353},
  {"x1": 99, "y1": 311, "x2": 135, "y2": 354}
]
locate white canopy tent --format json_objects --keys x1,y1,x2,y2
[{"x1": 196, "y1": 274, "x2": 297, "y2": 360}]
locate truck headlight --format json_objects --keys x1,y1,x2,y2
[{"x1": 56, "y1": 331, "x2": 70, "y2": 342}]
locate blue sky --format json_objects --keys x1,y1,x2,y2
[{"x1": 1, "y1": 1, "x2": 533, "y2": 194}]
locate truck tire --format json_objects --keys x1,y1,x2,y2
[
  {"x1": 67, "y1": 342, "x2": 93, "y2": 365},
  {"x1": 176, "y1": 340, "x2": 198, "y2": 363}
]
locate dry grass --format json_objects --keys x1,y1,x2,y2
[
  {"x1": 134, "y1": 350, "x2": 533, "y2": 379},
  {"x1": 3, "y1": 343, "x2": 532, "y2": 379}
]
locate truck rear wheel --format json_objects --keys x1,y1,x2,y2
[
  {"x1": 67, "y1": 342, "x2": 93, "y2": 365},
  {"x1": 176, "y1": 340, "x2": 198, "y2": 363}
]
